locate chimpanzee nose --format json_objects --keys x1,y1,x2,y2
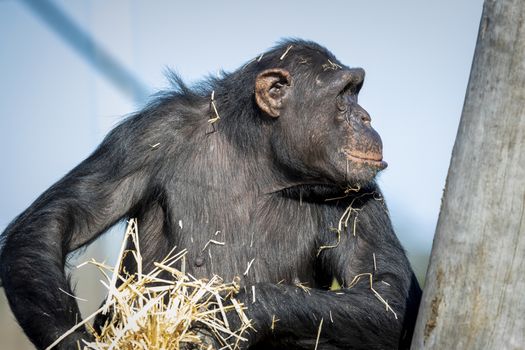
[{"x1": 353, "y1": 105, "x2": 371, "y2": 124}]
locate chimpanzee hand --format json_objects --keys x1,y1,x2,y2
[{"x1": 180, "y1": 327, "x2": 221, "y2": 350}]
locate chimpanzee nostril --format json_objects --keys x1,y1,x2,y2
[
  {"x1": 351, "y1": 104, "x2": 371, "y2": 124},
  {"x1": 360, "y1": 110, "x2": 371, "y2": 124}
]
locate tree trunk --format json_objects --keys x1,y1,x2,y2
[{"x1": 411, "y1": 0, "x2": 525, "y2": 348}]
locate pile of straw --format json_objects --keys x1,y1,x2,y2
[{"x1": 47, "y1": 219, "x2": 251, "y2": 350}]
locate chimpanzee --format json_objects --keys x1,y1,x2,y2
[{"x1": 0, "y1": 39, "x2": 421, "y2": 349}]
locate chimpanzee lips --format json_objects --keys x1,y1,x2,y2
[{"x1": 346, "y1": 152, "x2": 388, "y2": 169}]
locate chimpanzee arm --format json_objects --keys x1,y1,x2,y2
[
  {"x1": 234, "y1": 194, "x2": 421, "y2": 349},
  {"x1": 0, "y1": 115, "x2": 167, "y2": 349}
]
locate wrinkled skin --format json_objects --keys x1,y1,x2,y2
[{"x1": 270, "y1": 65, "x2": 386, "y2": 187}]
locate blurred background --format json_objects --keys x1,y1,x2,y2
[{"x1": 0, "y1": 0, "x2": 483, "y2": 348}]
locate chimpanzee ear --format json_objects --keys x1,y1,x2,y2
[{"x1": 255, "y1": 68, "x2": 292, "y2": 118}]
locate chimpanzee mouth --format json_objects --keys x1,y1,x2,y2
[{"x1": 346, "y1": 153, "x2": 388, "y2": 169}]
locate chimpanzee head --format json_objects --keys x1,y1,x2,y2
[{"x1": 253, "y1": 41, "x2": 386, "y2": 188}]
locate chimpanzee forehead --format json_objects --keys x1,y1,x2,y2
[
  {"x1": 265, "y1": 39, "x2": 345, "y2": 67},
  {"x1": 270, "y1": 39, "x2": 336, "y2": 58}
]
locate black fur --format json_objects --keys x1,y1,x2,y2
[{"x1": 0, "y1": 39, "x2": 421, "y2": 349}]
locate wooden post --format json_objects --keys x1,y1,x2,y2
[{"x1": 411, "y1": 0, "x2": 525, "y2": 348}]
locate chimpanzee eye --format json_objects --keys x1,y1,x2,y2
[{"x1": 336, "y1": 94, "x2": 347, "y2": 112}]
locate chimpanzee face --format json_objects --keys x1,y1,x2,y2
[{"x1": 255, "y1": 64, "x2": 386, "y2": 188}]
